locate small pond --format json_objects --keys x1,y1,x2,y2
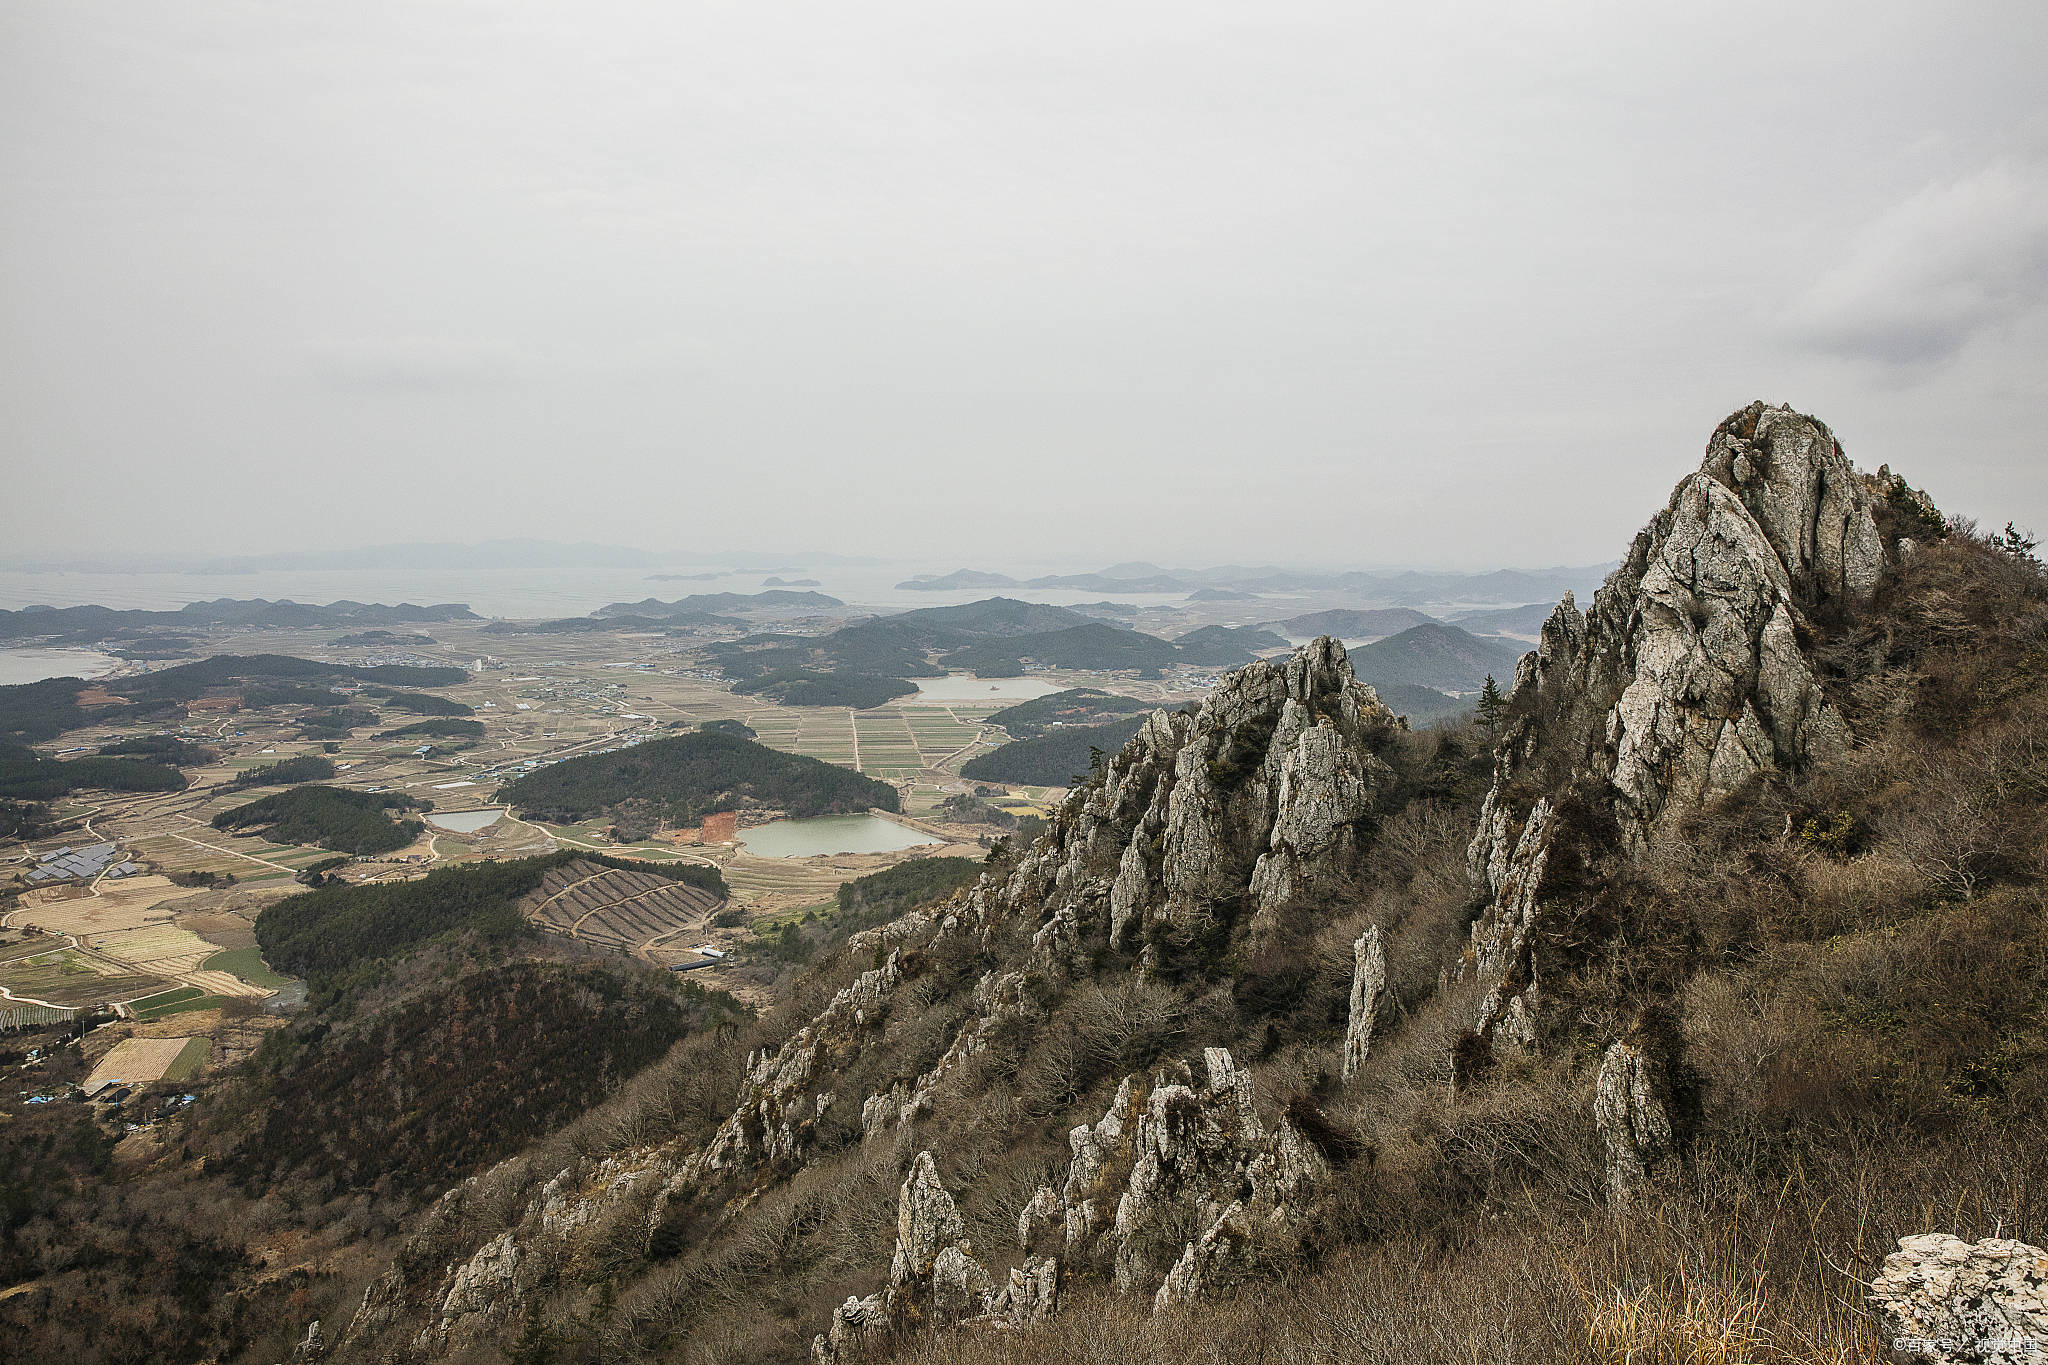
[
  {"x1": 911, "y1": 675, "x2": 1064, "y2": 702},
  {"x1": 425, "y1": 808, "x2": 504, "y2": 834},
  {"x1": 739, "y1": 814, "x2": 942, "y2": 858}
]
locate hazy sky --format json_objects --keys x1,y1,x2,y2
[{"x1": 5, "y1": 3, "x2": 2046, "y2": 569}]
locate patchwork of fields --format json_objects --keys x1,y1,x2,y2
[{"x1": 741, "y1": 702, "x2": 1004, "y2": 779}]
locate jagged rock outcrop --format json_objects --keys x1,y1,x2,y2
[
  {"x1": 1593, "y1": 1042, "x2": 1673, "y2": 1207},
  {"x1": 1870, "y1": 1234, "x2": 2048, "y2": 1364},
  {"x1": 813, "y1": 1152, "x2": 1059, "y2": 1363},
  {"x1": 1017, "y1": 1047, "x2": 1325, "y2": 1308},
  {"x1": 429, "y1": 1231, "x2": 522, "y2": 1348},
  {"x1": 1464, "y1": 404, "x2": 1888, "y2": 1045},
  {"x1": 1008, "y1": 639, "x2": 1398, "y2": 970},
  {"x1": 670, "y1": 947, "x2": 904, "y2": 1186},
  {"x1": 1342, "y1": 925, "x2": 1385, "y2": 1081},
  {"x1": 862, "y1": 970, "x2": 1033, "y2": 1141},
  {"x1": 348, "y1": 944, "x2": 931, "y2": 1357}
]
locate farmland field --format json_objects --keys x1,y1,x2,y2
[
  {"x1": 200, "y1": 946, "x2": 291, "y2": 989},
  {"x1": 86, "y1": 1035, "x2": 207, "y2": 1087}
]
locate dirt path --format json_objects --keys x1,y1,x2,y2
[
  {"x1": 165, "y1": 824, "x2": 297, "y2": 873},
  {"x1": 0, "y1": 982, "x2": 66, "y2": 1010}
]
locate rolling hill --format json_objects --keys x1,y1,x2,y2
[
  {"x1": 494, "y1": 730, "x2": 898, "y2": 824},
  {"x1": 1272, "y1": 607, "x2": 1440, "y2": 637},
  {"x1": 1346, "y1": 622, "x2": 1526, "y2": 693}
]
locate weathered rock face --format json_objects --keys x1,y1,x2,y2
[
  {"x1": 1464, "y1": 404, "x2": 1886, "y2": 1043},
  {"x1": 812, "y1": 1152, "x2": 1059, "y2": 1364},
  {"x1": 1592, "y1": 1042, "x2": 1673, "y2": 1207},
  {"x1": 1342, "y1": 925, "x2": 1385, "y2": 1082},
  {"x1": 1005, "y1": 638, "x2": 1397, "y2": 973},
  {"x1": 857, "y1": 640, "x2": 1399, "y2": 1150},
  {"x1": 427, "y1": 1231, "x2": 522, "y2": 1351},
  {"x1": 1015, "y1": 1047, "x2": 1326, "y2": 1309},
  {"x1": 1870, "y1": 1234, "x2": 2048, "y2": 1365}
]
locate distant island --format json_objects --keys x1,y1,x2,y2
[
  {"x1": 594, "y1": 590, "x2": 844, "y2": 617},
  {"x1": 761, "y1": 577, "x2": 821, "y2": 588},
  {"x1": 0, "y1": 598, "x2": 478, "y2": 645},
  {"x1": 897, "y1": 562, "x2": 1610, "y2": 603}
]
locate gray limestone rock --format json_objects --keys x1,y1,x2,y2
[
  {"x1": 1870, "y1": 1234, "x2": 2048, "y2": 1365},
  {"x1": 1593, "y1": 1042, "x2": 1673, "y2": 1207},
  {"x1": 1342, "y1": 925, "x2": 1385, "y2": 1081},
  {"x1": 1462, "y1": 403, "x2": 1884, "y2": 1044}
]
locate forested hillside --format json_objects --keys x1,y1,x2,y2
[
  {"x1": 496, "y1": 730, "x2": 899, "y2": 824},
  {"x1": 212, "y1": 785, "x2": 424, "y2": 856}
]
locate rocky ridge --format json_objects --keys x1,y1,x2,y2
[
  {"x1": 333, "y1": 403, "x2": 2010, "y2": 1363},
  {"x1": 1464, "y1": 402, "x2": 1888, "y2": 1044}
]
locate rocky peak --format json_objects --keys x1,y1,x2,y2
[
  {"x1": 1003, "y1": 636, "x2": 1398, "y2": 974},
  {"x1": 1464, "y1": 403, "x2": 1888, "y2": 1043}
]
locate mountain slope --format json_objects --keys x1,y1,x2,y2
[
  {"x1": 1346, "y1": 622, "x2": 1524, "y2": 692},
  {"x1": 107, "y1": 404, "x2": 2048, "y2": 1365}
]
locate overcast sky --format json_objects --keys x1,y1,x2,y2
[{"x1": 4, "y1": 2, "x2": 2045, "y2": 570}]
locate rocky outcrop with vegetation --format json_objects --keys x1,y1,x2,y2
[{"x1": 315, "y1": 404, "x2": 2048, "y2": 1365}]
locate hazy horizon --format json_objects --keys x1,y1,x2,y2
[{"x1": 7, "y1": 3, "x2": 2046, "y2": 566}]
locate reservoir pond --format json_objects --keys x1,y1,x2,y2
[
  {"x1": 0, "y1": 648, "x2": 118, "y2": 686},
  {"x1": 739, "y1": 814, "x2": 942, "y2": 858},
  {"x1": 911, "y1": 675, "x2": 1063, "y2": 702},
  {"x1": 425, "y1": 808, "x2": 504, "y2": 834}
]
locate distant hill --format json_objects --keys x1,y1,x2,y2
[
  {"x1": 0, "y1": 742, "x2": 189, "y2": 800},
  {"x1": 595, "y1": 590, "x2": 843, "y2": 617},
  {"x1": 896, "y1": 570, "x2": 1020, "y2": 591},
  {"x1": 1448, "y1": 600, "x2": 1560, "y2": 635},
  {"x1": 1171, "y1": 624, "x2": 1289, "y2": 664},
  {"x1": 731, "y1": 672, "x2": 918, "y2": 710},
  {"x1": 942, "y1": 622, "x2": 1183, "y2": 675},
  {"x1": 0, "y1": 598, "x2": 478, "y2": 644},
  {"x1": 985, "y1": 688, "x2": 1155, "y2": 740},
  {"x1": 1187, "y1": 587, "x2": 1255, "y2": 601},
  {"x1": 0, "y1": 654, "x2": 468, "y2": 744},
  {"x1": 1347, "y1": 624, "x2": 1526, "y2": 693},
  {"x1": 710, "y1": 599, "x2": 1094, "y2": 684},
  {"x1": 891, "y1": 563, "x2": 1613, "y2": 602},
  {"x1": 1023, "y1": 571, "x2": 1189, "y2": 592},
  {"x1": 884, "y1": 598, "x2": 1092, "y2": 637},
  {"x1": 960, "y1": 716, "x2": 1146, "y2": 786},
  {"x1": 1273, "y1": 607, "x2": 1439, "y2": 637},
  {"x1": 495, "y1": 730, "x2": 898, "y2": 824},
  {"x1": 1367, "y1": 683, "x2": 1473, "y2": 725}
]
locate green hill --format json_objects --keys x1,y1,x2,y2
[
  {"x1": 1347, "y1": 622, "x2": 1525, "y2": 693},
  {"x1": 495, "y1": 730, "x2": 898, "y2": 824},
  {"x1": 1171, "y1": 623, "x2": 1289, "y2": 663},
  {"x1": 984, "y1": 688, "x2": 1154, "y2": 740},
  {"x1": 212, "y1": 785, "x2": 423, "y2": 854},
  {"x1": 942, "y1": 622, "x2": 1182, "y2": 675},
  {"x1": 960, "y1": 715, "x2": 1146, "y2": 786}
]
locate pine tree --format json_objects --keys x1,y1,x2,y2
[{"x1": 1476, "y1": 674, "x2": 1506, "y2": 742}]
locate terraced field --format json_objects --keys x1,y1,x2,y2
[{"x1": 519, "y1": 859, "x2": 725, "y2": 954}]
